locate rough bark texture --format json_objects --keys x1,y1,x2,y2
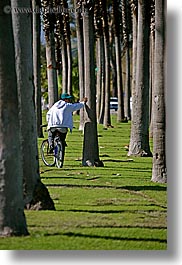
[
  {"x1": 151, "y1": 0, "x2": 167, "y2": 183},
  {"x1": 0, "y1": 0, "x2": 28, "y2": 237},
  {"x1": 74, "y1": 0, "x2": 85, "y2": 130},
  {"x1": 25, "y1": 180, "x2": 55, "y2": 210},
  {"x1": 130, "y1": 0, "x2": 137, "y2": 121},
  {"x1": 12, "y1": 0, "x2": 40, "y2": 204},
  {"x1": 12, "y1": 0, "x2": 56, "y2": 209},
  {"x1": 33, "y1": 0, "x2": 43, "y2": 138},
  {"x1": 46, "y1": 31, "x2": 58, "y2": 107},
  {"x1": 82, "y1": 1, "x2": 104, "y2": 167},
  {"x1": 128, "y1": 0, "x2": 152, "y2": 157},
  {"x1": 103, "y1": 1, "x2": 111, "y2": 128}
]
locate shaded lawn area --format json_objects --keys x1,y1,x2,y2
[{"x1": 0, "y1": 115, "x2": 167, "y2": 250}]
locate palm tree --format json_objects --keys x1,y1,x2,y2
[
  {"x1": 122, "y1": 0, "x2": 131, "y2": 120},
  {"x1": 0, "y1": 0, "x2": 28, "y2": 236},
  {"x1": 32, "y1": 0, "x2": 43, "y2": 138},
  {"x1": 149, "y1": 0, "x2": 155, "y2": 138},
  {"x1": 63, "y1": 0, "x2": 73, "y2": 94},
  {"x1": 130, "y1": 0, "x2": 138, "y2": 120},
  {"x1": 82, "y1": 0, "x2": 104, "y2": 167},
  {"x1": 151, "y1": 0, "x2": 167, "y2": 183},
  {"x1": 102, "y1": 0, "x2": 111, "y2": 128},
  {"x1": 112, "y1": 0, "x2": 125, "y2": 122},
  {"x1": 41, "y1": 0, "x2": 58, "y2": 107},
  {"x1": 94, "y1": 0, "x2": 105, "y2": 124},
  {"x1": 128, "y1": 0, "x2": 152, "y2": 157},
  {"x1": 74, "y1": 0, "x2": 85, "y2": 130},
  {"x1": 12, "y1": 0, "x2": 55, "y2": 210},
  {"x1": 55, "y1": 0, "x2": 72, "y2": 94}
]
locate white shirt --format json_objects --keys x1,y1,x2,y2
[{"x1": 46, "y1": 100, "x2": 85, "y2": 131}]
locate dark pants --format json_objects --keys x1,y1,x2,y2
[{"x1": 48, "y1": 129, "x2": 67, "y2": 148}]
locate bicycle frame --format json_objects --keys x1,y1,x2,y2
[{"x1": 40, "y1": 127, "x2": 66, "y2": 168}]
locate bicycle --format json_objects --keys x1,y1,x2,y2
[{"x1": 40, "y1": 125, "x2": 66, "y2": 168}]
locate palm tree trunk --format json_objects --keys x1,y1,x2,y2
[
  {"x1": 115, "y1": 36, "x2": 125, "y2": 122},
  {"x1": 124, "y1": 44, "x2": 131, "y2": 120},
  {"x1": 12, "y1": 0, "x2": 55, "y2": 210},
  {"x1": 128, "y1": 0, "x2": 152, "y2": 157},
  {"x1": 130, "y1": 0, "x2": 138, "y2": 121},
  {"x1": 32, "y1": 0, "x2": 43, "y2": 138},
  {"x1": 46, "y1": 31, "x2": 58, "y2": 107},
  {"x1": 61, "y1": 39, "x2": 68, "y2": 93},
  {"x1": 98, "y1": 36, "x2": 105, "y2": 124},
  {"x1": 82, "y1": 0, "x2": 103, "y2": 167},
  {"x1": 151, "y1": 0, "x2": 167, "y2": 183},
  {"x1": 149, "y1": 1, "x2": 155, "y2": 138},
  {"x1": 96, "y1": 37, "x2": 102, "y2": 122},
  {"x1": 74, "y1": 0, "x2": 85, "y2": 130},
  {"x1": 67, "y1": 40, "x2": 72, "y2": 95},
  {"x1": 149, "y1": 32, "x2": 155, "y2": 138},
  {"x1": 0, "y1": 0, "x2": 28, "y2": 236},
  {"x1": 103, "y1": 1, "x2": 111, "y2": 128},
  {"x1": 112, "y1": 0, "x2": 125, "y2": 122},
  {"x1": 122, "y1": 0, "x2": 131, "y2": 121}
]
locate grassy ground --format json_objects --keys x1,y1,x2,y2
[{"x1": 0, "y1": 114, "x2": 167, "y2": 250}]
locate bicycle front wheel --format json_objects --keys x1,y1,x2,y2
[
  {"x1": 40, "y1": 139, "x2": 55, "y2": 167},
  {"x1": 55, "y1": 141, "x2": 65, "y2": 168}
]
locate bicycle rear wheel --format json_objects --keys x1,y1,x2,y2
[
  {"x1": 40, "y1": 139, "x2": 55, "y2": 166},
  {"x1": 54, "y1": 141, "x2": 65, "y2": 168}
]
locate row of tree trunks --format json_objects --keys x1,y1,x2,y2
[{"x1": 1, "y1": 0, "x2": 55, "y2": 237}]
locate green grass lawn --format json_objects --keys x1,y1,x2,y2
[{"x1": 0, "y1": 114, "x2": 167, "y2": 250}]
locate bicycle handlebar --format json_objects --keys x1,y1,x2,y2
[{"x1": 40, "y1": 124, "x2": 47, "y2": 128}]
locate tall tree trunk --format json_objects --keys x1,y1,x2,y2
[
  {"x1": 124, "y1": 46, "x2": 131, "y2": 120},
  {"x1": 82, "y1": 0, "x2": 103, "y2": 167},
  {"x1": 151, "y1": 0, "x2": 167, "y2": 183},
  {"x1": 122, "y1": 0, "x2": 131, "y2": 121},
  {"x1": 98, "y1": 36, "x2": 105, "y2": 124},
  {"x1": 149, "y1": 0, "x2": 155, "y2": 138},
  {"x1": 96, "y1": 37, "x2": 102, "y2": 122},
  {"x1": 149, "y1": 32, "x2": 155, "y2": 138},
  {"x1": 0, "y1": 0, "x2": 28, "y2": 236},
  {"x1": 61, "y1": 39, "x2": 68, "y2": 93},
  {"x1": 112, "y1": 0, "x2": 125, "y2": 122},
  {"x1": 12, "y1": 0, "x2": 55, "y2": 210},
  {"x1": 130, "y1": 0, "x2": 138, "y2": 121},
  {"x1": 128, "y1": 0, "x2": 152, "y2": 157},
  {"x1": 74, "y1": 0, "x2": 85, "y2": 130},
  {"x1": 103, "y1": 1, "x2": 111, "y2": 128},
  {"x1": 46, "y1": 31, "x2": 58, "y2": 107},
  {"x1": 62, "y1": 0, "x2": 72, "y2": 95},
  {"x1": 32, "y1": 0, "x2": 43, "y2": 138},
  {"x1": 110, "y1": 44, "x2": 117, "y2": 97},
  {"x1": 41, "y1": 0, "x2": 58, "y2": 107},
  {"x1": 115, "y1": 36, "x2": 125, "y2": 122},
  {"x1": 67, "y1": 40, "x2": 72, "y2": 95}
]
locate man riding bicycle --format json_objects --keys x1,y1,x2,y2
[{"x1": 46, "y1": 93, "x2": 88, "y2": 151}]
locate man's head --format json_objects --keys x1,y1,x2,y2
[{"x1": 60, "y1": 93, "x2": 73, "y2": 102}]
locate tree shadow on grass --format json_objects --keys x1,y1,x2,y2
[
  {"x1": 57, "y1": 208, "x2": 167, "y2": 214},
  {"x1": 44, "y1": 231, "x2": 167, "y2": 244},
  {"x1": 120, "y1": 185, "x2": 167, "y2": 192},
  {"x1": 46, "y1": 183, "x2": 167, "y2": 192},
  {"x1": 103, "y1": 159, "x2": 134, "y2": 163}
]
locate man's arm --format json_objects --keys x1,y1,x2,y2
[{"x1": 68, "y1": 97, "x2": 88, "y2": 112}]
